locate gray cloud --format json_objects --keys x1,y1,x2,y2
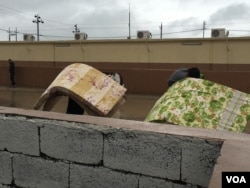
[
  {"x1": 209, "y1": 3, "x2": 250, "y2": 23},
  {"x1": 39, "y1": 0, "x2": 131, "y2": 39},
  {"x1": 162, "y1": 17, "x2": 204, "y2": 38},
  {"x1": 1, "y1": 0, "x2": 250, "y2": 41},
  {"x1": 207, "y1": 3, "x2": 250, "y2": 36}
]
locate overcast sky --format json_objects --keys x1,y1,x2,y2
[{"x1": 0, "y1": 0, "x2": 250, "y2": 41}]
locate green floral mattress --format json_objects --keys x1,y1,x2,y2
[{"x1": 145, "y1": 78, "x2": 250, "y2": 132}]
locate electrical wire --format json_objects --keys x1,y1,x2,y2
[
  {"x1": 0, "y1": 2, "x2": 250, "y2": 40},
  {"x1": 0, "y1": 4, "x2": 32, "y2": 22}
]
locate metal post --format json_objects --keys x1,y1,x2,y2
[
  {"x1": 15, "y1": 28, "x2": 17, "y2": 41},
  {"x1": 8, "y1": 28, "x2": 10, "y2": 41},
  {"x1": 203, "y1": 21, "x2": 206, "y2": 38},
  {"x1": 128, "y1": 3, "x2": 131, "y2": 39},
  {"x1": 159, "y1": 22, "x2": 163, "y2": 39},
  {"x1": 33, "y1": 14, "x2": 44, "y2": 41}
]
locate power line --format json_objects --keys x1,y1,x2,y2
[
  {"x1": 0, "y1": 3, "x2": 32, "y2": 23},
  {"x1": 162, "y1": 28, "x2": 203, "y2": 35},
  {"x1": 40, "y1": 34, "x2": 73, "y2": 39},
  {"x1": 228, "y1": 29, "x2": 250, "y2": 33},
  {"x1": 0, "y1": 28, "x2": 8, "y2": 32},
  {"x1": 0, "y1": 2, "x2": 250, "y2": 41}
]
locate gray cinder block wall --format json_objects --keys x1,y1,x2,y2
[{"x1": 0, "y1": 110, "x2": 223, "y2": 188}]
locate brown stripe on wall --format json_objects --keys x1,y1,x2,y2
[{"x1": 0, "y1": 61, "x2": 249, "y2": 94}]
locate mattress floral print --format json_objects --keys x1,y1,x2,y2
[
  {"x1": 145, "y1": 78, "x2": 250, "y2": 132},
  {"x1": 34, "y1": 63, "x2": 127, "y2": 116}
]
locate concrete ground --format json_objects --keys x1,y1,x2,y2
[
  {"x1": 0, "y1": 86, "x2": 249, "y2": 133},
  {"x1": 0, "y1": 86, "x2": 160, "y2": 121}
]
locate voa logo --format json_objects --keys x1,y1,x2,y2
[{"x1": 226, "y1": 176, "x2": 246, "y2": 184}]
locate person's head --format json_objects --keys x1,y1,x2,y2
[
  {"x1": 187, "y1": 67, "x2": 200, "y2": 78},
  {"x1": 8, "y1": 59, "x2": 11, "y2": 62}
]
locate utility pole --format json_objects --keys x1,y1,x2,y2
[
  {"x1": 72, "y1": 24, "x2": 80, "y2": 34},
  {"x1": 159, "y1": 22, "x2": 163, "y2": 39},
  {"x1": 15, "y1": 28, "x2": 18, "y2": 41},
  {"x1": 203, "y1": 21, "x2": 206, "y2": 38},
  {"x1": 8, "y1": 27, "x2": 18, "y2": 41},
  {"x1": 128, "y1": 2, "x2": 131, "y2": 39},
  {"x1": 33, "y1": 14, "x2": 44, "y2": 41},
  {"x1": 8, "y1": 28, "x2": 10, "y2": 41}
]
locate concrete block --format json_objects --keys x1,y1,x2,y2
[
  {"x1": 172, "y1": 183, "x2": 198, "y2": 188},
  {"x1": 104, "y1": 131, "x2": 181, "y2": 180},
  {"x1": 13, "y1": 154, "x2": 69, "y2": 188},
  {"x1": 181, "y1": 138, "x2": 222, "y2": 187},
  {"x1": 70, "y1": 164, "x2": 138, "y2": 188},
  {"x1": 139, "y1": 176, "x2": 172, "y2": 188},
  {"x1": 0, "y1": 118, "x2": 39, "y2": 156},
  {"x1": 0, "y1": 152, "x2": 12, "y2": 185},
  {"x1": 41, "y1": 123, "x2": 103, "y2": 164}
]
